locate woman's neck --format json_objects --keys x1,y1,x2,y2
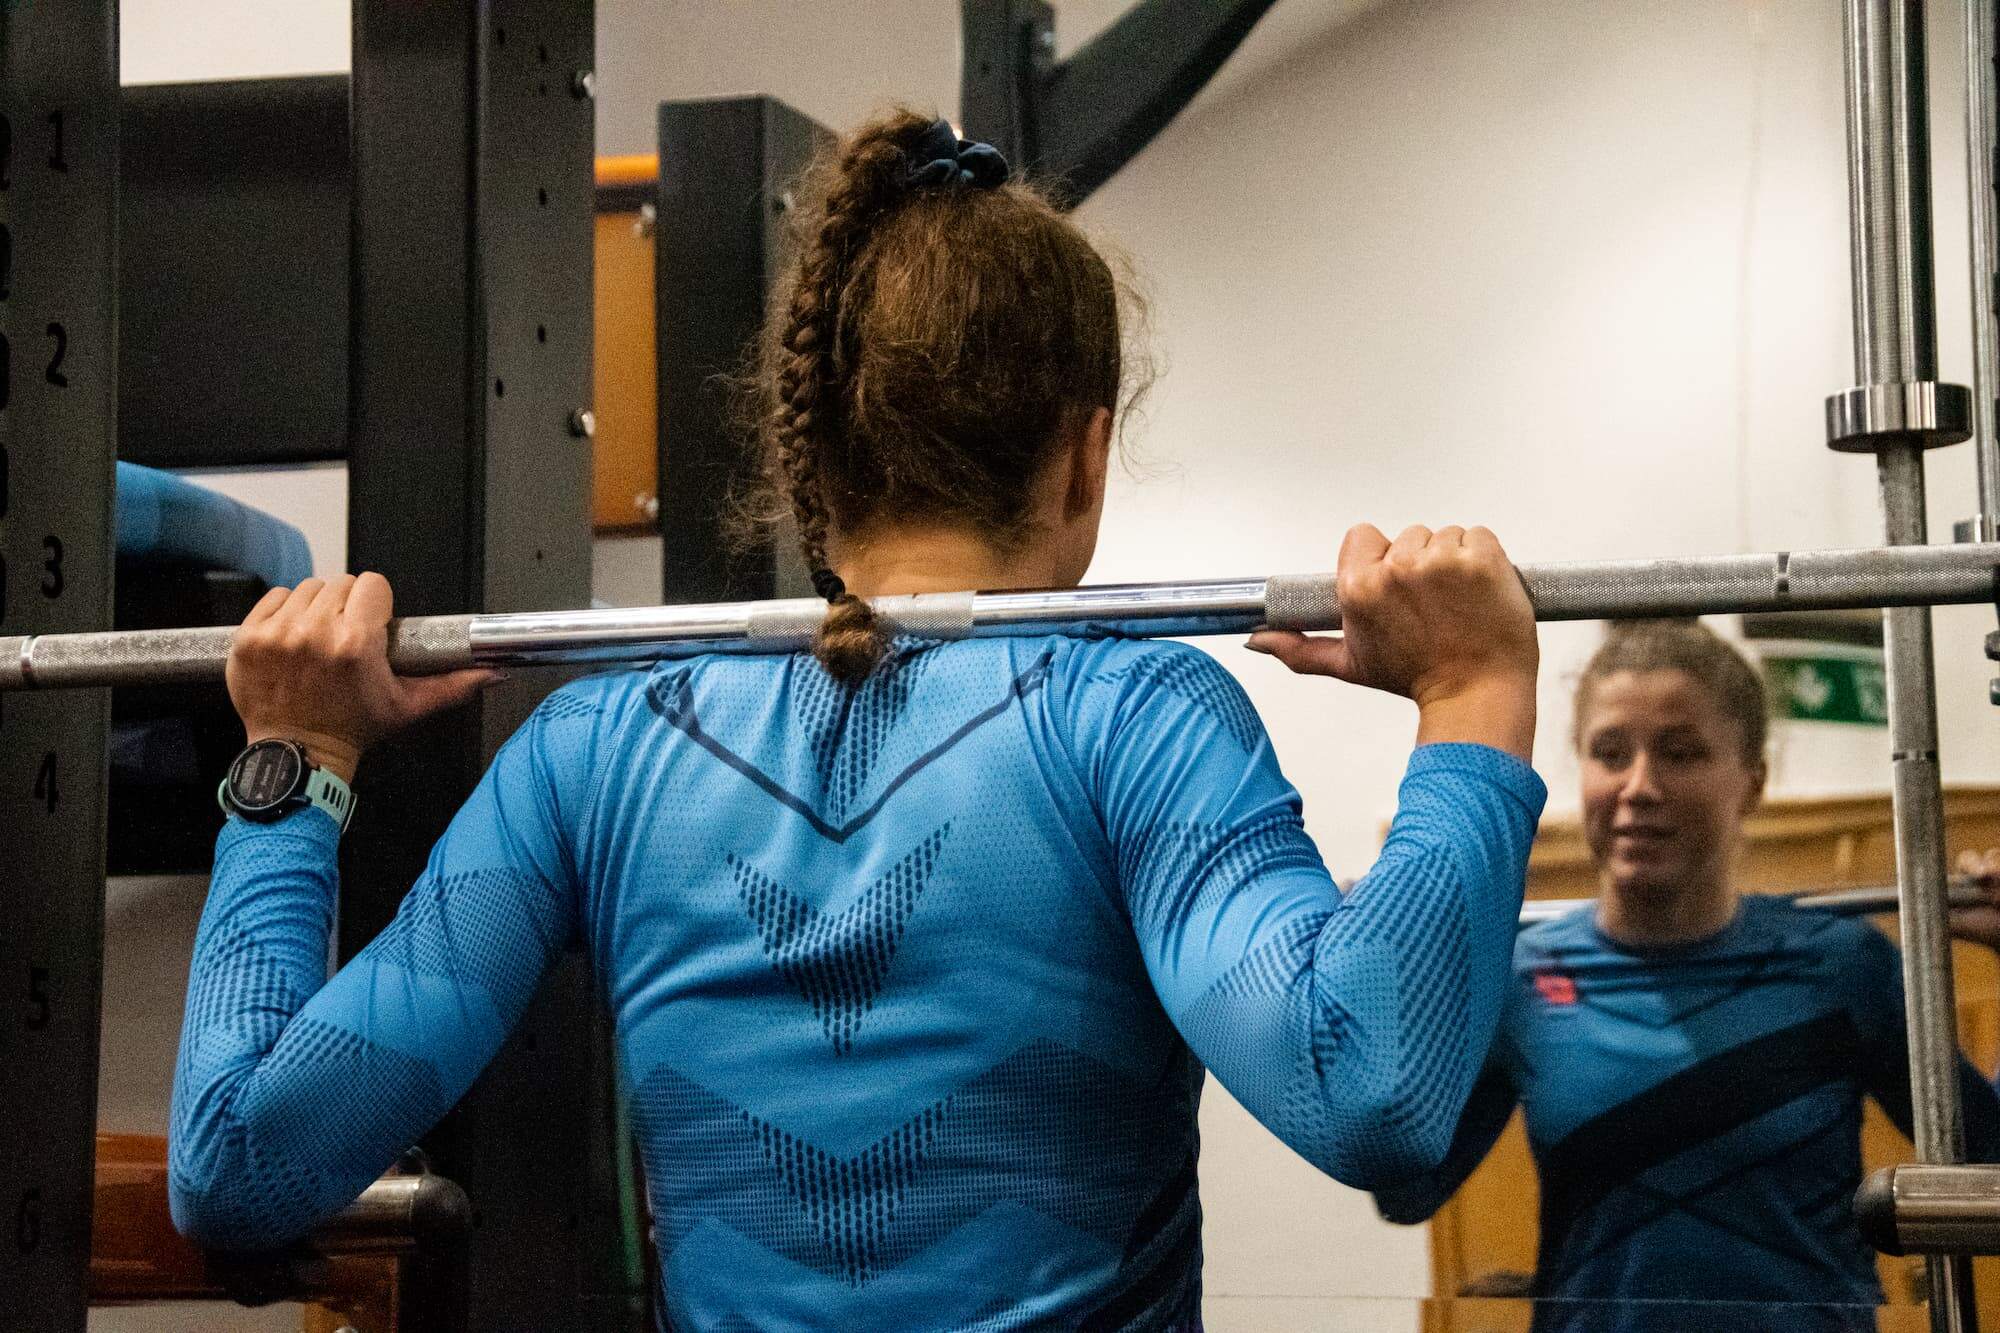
[
  {"x1": 832, "y1": 526, "x2": 1063, "y2": 597},
  {"x1": 1594, "y1": 877, "x2": 1739, "y2": 950}
]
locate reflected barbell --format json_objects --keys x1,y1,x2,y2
[
  {"x1": 4, "y1": 541, "x2": 1999, "y2": 692},
  {"x1": 1519, "y1": 881, "x2": 1986, "y2": 926},
  {"x1": 1858, "y1": 1165, "x2": 2000, "y2": 1256}
]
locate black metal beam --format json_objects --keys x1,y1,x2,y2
[
  {"x1": 118, "y1": 77, "x2": 350, "y2": 468},
  {"x1": 655, "y1": 96, "x2": 827, "y2": 605},
  {"x1": 347, "y1": 2, "x2": 635, "y2": 1328},
  {"x1": 959, "y1": 0, "x2": 1054, "y2": 181},
  {"x1": 960, "y1": 0, "x2": 1280, "y2": 206},
  {"x1": 0, "y1": 4, "x2": 119, "y2": 1330}
]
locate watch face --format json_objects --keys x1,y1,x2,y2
[{"x1": 229, "y1": 741, "x2": 305, "y2": 815}]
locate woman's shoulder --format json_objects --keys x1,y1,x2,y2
[
  {"x1": 1511, "y1": 906, "x2": 1598, "y2": 964},
  {"x1": 512, "y1": 668, "x2": 667, "y2": 745},
  {"x1": 1738, "y1": 892, "x2": 1890, "y2": 946},
  {"x1": 1050, "y1": 636, "x2": 1266, "y2": 749}
]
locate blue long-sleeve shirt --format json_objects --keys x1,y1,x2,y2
[
  {"x1": 171, "y1": 636, "x2": 1546, "y2": 1330},
  {"x1": 1374, "y1": 897, "x2": 2000, "y2": 1317}
]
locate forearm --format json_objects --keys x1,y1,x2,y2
[
  {"x1": 1415, "y1": 673, "x2": 1537, "y2": 763},
  {"x1": 170, "y1": 812, "x2": 347, "y2": 1245},
  {"x1": 1184, "y1": 747, "x2": 1543, "y2": 1187},
  {"x1": 1374, "y1": 1064, "x2": 1518, "y2": 1223},
  {"x1": 1312, "y1": 747, "x2": 1539, "y2": 1175}
]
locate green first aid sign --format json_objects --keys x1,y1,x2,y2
[{"x1": 1764, "y1": 653, "x2": 1888, "y2": 727}]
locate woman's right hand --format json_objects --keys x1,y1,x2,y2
[{"x1": 1247, "y1": 523, "x2": 1539, "y2": 759}]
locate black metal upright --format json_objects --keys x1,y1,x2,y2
[
  {"x1": 0, "y1": 4, "x2": 119, "y2": 1331},
  {"x1": 960, "y1": 0, "x2": 1280, "y2": 206},
  {"x1": 347, "y1": 3, "x2": 634, "y2": 1328},
  {"x1": 656, "y1": 96, "x2": 828, "y2": 604},
  {"x1": 960, "y1": 0, "x2": 1054, "y2": 186}
]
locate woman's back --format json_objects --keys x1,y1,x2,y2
[
  {"x1": 588, "y1": 636, "x2": 1208, "y2": 1327},
  {"x1": 170, "y1": 624, "x2": 1545, "y2": 1331}
]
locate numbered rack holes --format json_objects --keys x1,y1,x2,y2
[
  {"x1": 15, "y1": 1189, "x2": 40, "y2": 1255},
  {"x1": 44, "y1": 323, "x2": 66, "y2": 388},
  {"x1": 25, "y1": 965, "x2": 49, "y2": 1031},
  {"x1": 34, "y1": 751, "x2": 58, "y2": 812}
]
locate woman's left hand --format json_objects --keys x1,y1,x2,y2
[
  {"x1": 226, "y1": 572, "x2": 501, "y2": 783},
  {"x1": 1948, "y1": 848, "x2": 2000, "y2": 951}
]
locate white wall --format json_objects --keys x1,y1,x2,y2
[
  {"x1": 110, "y1": 0, "x2": 2000, "y2": 1323},
  {"x1": 1085, "y1": 0, "x2": 2000, "y2": 831},
  {"x1": 120, "y1": 0, "x2": 347, "y2": 85}
]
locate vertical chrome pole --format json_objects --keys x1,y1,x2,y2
[
  {"x1": 1967, "y1": 0, "x2": 2000, "y2": 536},
  {"x1": 1831, "y1": 3, "x2": 1977, "y2": 1328}
]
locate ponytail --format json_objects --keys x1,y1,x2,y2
[{"x1": 756, "y1": 107, "x2": 1134, "y2": 686}]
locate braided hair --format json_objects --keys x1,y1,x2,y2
[{"x1": 757, "y1": 109, "x2": 1136, "y2": 685}]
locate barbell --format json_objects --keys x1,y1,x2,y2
[
  {"x1": 1519, "y1": 881, "x2": 1986, "y2": 926},
  {"x1": 4, "y1": 541, "x2": 1999, "y2": 692}
]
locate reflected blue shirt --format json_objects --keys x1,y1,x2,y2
[
  {"x1": 1377, "y1": 896, "x2": 2000, "y2": 1312},
  {"x1": 171, "y1": 636, "x2": 1545, "y2": 1329}
]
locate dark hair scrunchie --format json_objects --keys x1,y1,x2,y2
[
  {"x1": 811, "y1": 567, "x2": 847, "y2": 602},
  {"x1": 905, "y1": 120, "x2": 1010, "y2": 191}
]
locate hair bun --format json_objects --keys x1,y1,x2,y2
[{"x1": 904, "y1": 120, "x2": 1010, "y2": 191}]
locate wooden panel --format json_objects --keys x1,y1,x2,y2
[
  {"x1": 1430, "y1": 787, "x2": 2000, "y2": 1318},
  {"x1": 592, "y1": 206, "x2": 659, "y2": 533},
  {"x1": 88, "y1": 1133, "x2": 401, "y2": 1331}
]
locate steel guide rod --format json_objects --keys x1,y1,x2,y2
[
  {"x1": 1967, "y1": 0, "x2": 2000, "y2": 537},
  {"x1": 2, "y1": 541, "x2": 2000, "y2": 691},
  {"x1": 1834, "y1": 2, "x2": 1977, "y2": 1327}
]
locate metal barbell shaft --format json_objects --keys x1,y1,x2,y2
[
  {"x1": 4, "y1": 541, "x2": 1999, "y2": 692},
  {"x1": 1519, "y1": 881, "x2": 1985, "y2": 927},
  {"x1": 1858, "y1": 1165, "x2": 2000, "y2": 1256}
]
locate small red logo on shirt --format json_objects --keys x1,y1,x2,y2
[{"x1": 1533, "y1": 972, "x2": 1578, "y2": 1006}]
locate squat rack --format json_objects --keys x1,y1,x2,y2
[{"x1": 9, "y1": 1, "x2": 2000, "y2": 1330}]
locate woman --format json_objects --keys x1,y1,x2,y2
[
  {"x1": 1375, "y1": 618, "x2": 2000, "y2": 1324},
  {"x1": 168, "y1": 112, "x2": 1545, "y2": 1330}
]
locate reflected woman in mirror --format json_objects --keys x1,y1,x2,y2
[{"x1": 1375, "y1": 618, "x2": 2000, "y2": 1327}]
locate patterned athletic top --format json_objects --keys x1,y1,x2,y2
[
  {"x1": 170, "y1": 636, "x2": 1546, "y2": 1330},
  {"x1": 1375, "y1": 895, "x2": 2000, "y2": 1319}
]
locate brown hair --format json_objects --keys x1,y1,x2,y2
[
  {"x1": 754, "y1": 109, "x2": 1142, "y2": 684},
  {"x1": 1571, "y1": 619, "x2": 1770, "y2": 767}
]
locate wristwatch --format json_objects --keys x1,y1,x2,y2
[{"x1": 217, "y1": 738, "x2": 357, "y2": 833}]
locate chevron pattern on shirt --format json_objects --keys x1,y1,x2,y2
[
  {"x1": 630, "y1": 1040, "x2": 1195, "y2": 1292},
  {"x1": 730, "y1": 826, "x2": 951, "y2": 1054},
  {"x1": 646, "y1": 654, "x2": 1052, "y2": 843}
]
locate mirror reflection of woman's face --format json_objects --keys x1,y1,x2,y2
[{"x1": 1578, "y1": 669, "x2": 1765, "y2": 901}]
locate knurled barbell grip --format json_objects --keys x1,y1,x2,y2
[{"x1": 1, "y1": 616, "x2": 477, "y2": 691}]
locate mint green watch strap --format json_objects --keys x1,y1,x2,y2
[{"x1": 304, "y1": 766, "x2": 357, "y2": 833}]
